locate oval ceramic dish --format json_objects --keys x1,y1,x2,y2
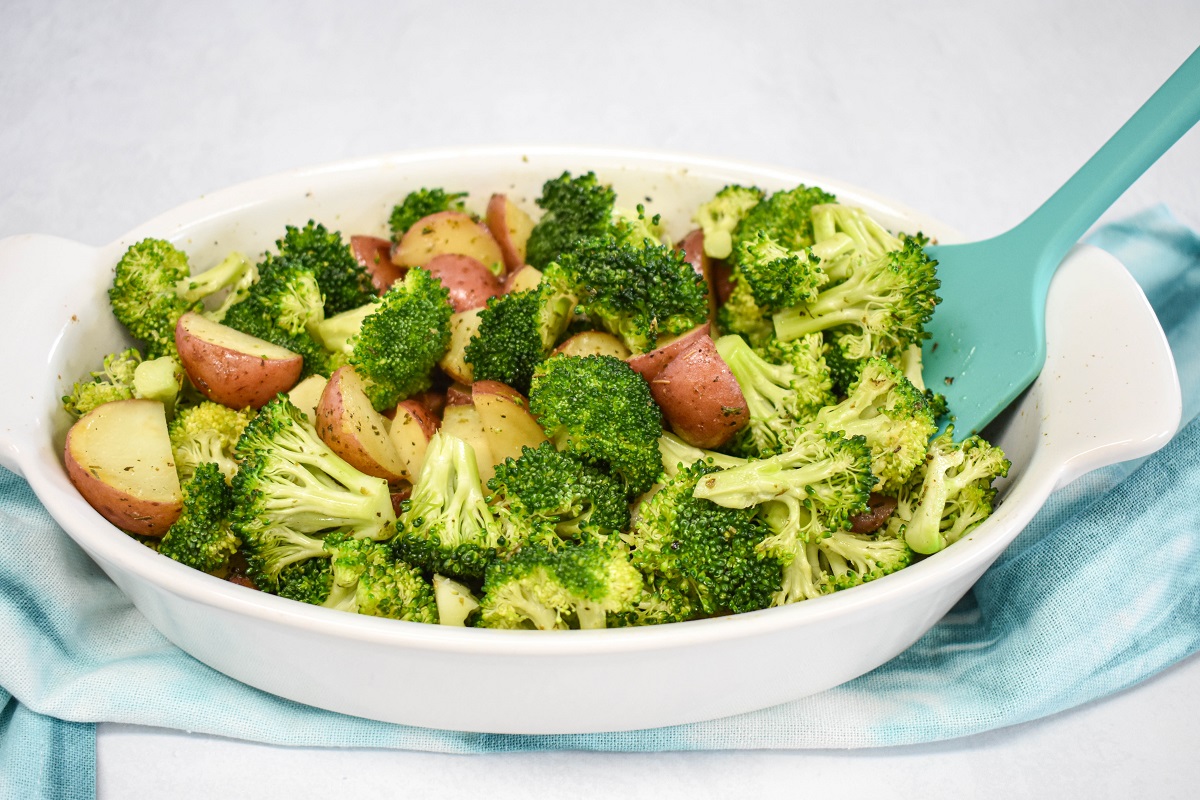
[{"x1": 0, "y1": 147, "x2": 1182, "y2": 734}]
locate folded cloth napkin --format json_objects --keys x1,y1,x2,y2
[{"x1": 3, "y1": 208, "x2": 1199, "y2": 798}]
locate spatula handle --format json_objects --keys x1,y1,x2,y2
[{"x1": 1014, "y1": 45, "x2": 1200, "y2": 285}]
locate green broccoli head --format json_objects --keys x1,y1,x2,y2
[
  {"x1": 611, "y1": 204, "x2": 667, "y2": 249},
  {"x1": 732, "y1": 231, "x2": 826, "y2": 313},
  {"x1": 732, "y1": 183, "x2": 838, "y2": 255},
  {"x1": 543, "y1": 239, "x2": 708, "y2": 354},
  {"x1": 626, "y1": 461, "x2": 782, "y2": 616},
  {"x1": 62, "y1": 348, "x2": 143, "y2": 418},
  {"x1": 479, "y1": 539, "x2": 643, "y2": 630},
  {"x1": 168, "y1": 400, "x2": 255, "y2": 483},
  {"x1": 393, "y1": 431, "x2": 506, "y2": 581},
  {"x1": 109, "y1": 239, "x2": 199, "y2": 359},
  {"x1": 322, "y1": 534, "x2": 439, "y2": 623},
  {"x1": 221, "y1": 263, "x2": 330, "y2": 378},
  {"x1": 318, "y1": 267, "x2": 453, "y2": 410},
  {"x1": 389, "y1": 188, "x2": 469, "y2": 240},
  {"x1": 261, "y1": 221, "x2": 375, "y2": 316},
  {"x1": 231, "y1": 397, "x2": 396, "y2": 554},
  {"x1": 524, "y1": 171, "x2": 618, "y2": 270},
  {"x1": 888, "y1": 429, "x2": 1010, "y2": 555},
  {"x1": 464, "y1": 282, "x2": 575, "y2": 394},
  {"x1": 716, "y1": 274, "x2": 775, "y2": 347},
  {"x1": 529, "y1": 354, "x2": 664, "y2": 496},
  {"x1": 814, "y1": 357, "x2": 936, "y2": 492},
  {"x1": 773, "y1": 234, "x2": 941, "y2": 360},
  {"x1": 488, "y1": 442, "x2": 631, "y2": 542},
  {"x1": 693, "y1": 184, "x2": 765, "y2": 260},
  {"x1": 158, "y1": 462, "x2": 240, "y2": 575}
]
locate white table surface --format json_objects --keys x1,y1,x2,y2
[{"x1": 3, "y1": 1, "x2": 1198, "y2": 797}]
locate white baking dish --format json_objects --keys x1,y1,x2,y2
[{"x1": 0, "y1": 147, "x2": 1180, "y2": 734}]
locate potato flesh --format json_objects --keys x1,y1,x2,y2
[{"x1": 441, "y1": 404, "x2": 496, "y2": 483}]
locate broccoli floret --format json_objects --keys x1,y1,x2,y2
[
  {"x1": 657, "y1": 432, "x2": 747, "y2": 479},
  {"x1": 732, "y1": 231, "x2": 826, "y2": 313},
  {"x1": 62, "y1": 348, "x2": 142, "y2": 418},
  {"x1": 626, "y1": 462, "x2": 781, "y2": 616},
  {"x1": 392, "y1": 431, "x2": 506, "y2": 581},
  {"x1": 811, "y1": 203, "x2": 903, "y2": 282},
  {"x1": 317, "y1": 267, "x2": 452, "y2": 410},
  {"x1": 389, "y1": 188, "x2": 469, "y2": 240},
  {"x1": 773, "y1": 234, "x2": 940, "y2": 360},
  {"x1": 231, "y1": 397, "x2": 396, "y2": 566},
  {"x1": 716, "y1": 274, "x2": 775, "y2": 346},
  {"x1": 525, "y1": 171, "x2": 618, "y2": 270},
  {"x1": 612, "y1": 204, "x2": 667, "y2": 249},
  {"x1": 222, "y1": 264, "x2": 331, "y2": 378},
  {"x1": 814, "y1": 358, "x2": 936, "y2": 492},
  {"x1": 158, "y1": 462, "x2": 240, "y2": 575},
  {"x1": 273, "y1": 556, "x2": 334, "y2": 605},
  {"x1": 109, "y1": 239, "x2": 256, "y2": 358},
  {"x1": 169, "y1": 401, "x2": 255, "y2": 483},
  {"x1": 479, "y1": 539, "x2": 643, "y2": 630},
  {"x1": 488, "y1": 442, "x2": 630, "y2": 542},
  {"x1": 693, "y1": 428, "x2": 875, "y2": 533},
  {"x1": 732, "y1": 184, "x2": 837, "y2": 255},
  {"x1": 463, "y1": 283, "x2": 576, "y2": 394},
  {"x1": 529, "y1": 355, "x2": 664, "y2": 496},
  {"x1": 896, "y1": 342, "x2": 950, "y2": 424},
  {"x1": 693, "y1": 184, "x2": 765, "y2": 260},
  {"x1": 816, "y1": 528, "x2": 912, "y2": 591},
  {"x1": 543, "y1": 239, "x2": 708, "y2": 354},
  {"x1": 715, "y1": 334, "x2": 831, "y2": 458},
  {"x1": 611, "y1": 578, "x2": 699, "y2": 627},
  {"x1": 322, "y1": 533, "x2": 438, "y2": 623},
  {"x1": 887, "y1": 429, "x2": 1010, "y2": 554},
  {"x1": 260, "y1": 221, "x2": 375, "y2": 316}
]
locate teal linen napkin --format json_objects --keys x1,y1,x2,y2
[{"x1": 2, "y1": 207, "x2": 1198, "y2": 796}]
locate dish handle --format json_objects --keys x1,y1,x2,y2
[{"x1": 0, "y1": 234, "x2": 104, "y2": 477}]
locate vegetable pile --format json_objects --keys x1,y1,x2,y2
[{"x1": 61, "y1": 172, "x2": 1009, "y2": 629}]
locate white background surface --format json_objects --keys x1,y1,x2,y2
[{"x1": 2, "y1": 1, "x2": 1198, "y2": 797}]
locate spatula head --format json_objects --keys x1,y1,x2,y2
[{"x1": 921, "y1": 234, "x2": 1049, "y2": 437}]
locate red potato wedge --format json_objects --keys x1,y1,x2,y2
[
  {"x1": 439, "y1": 308, "x2": 484, "y2": 385},
  {"x1": 388, "y1": 399, "x2": 440, "y2": 481},
  {"x1": 503, "y1": 264, "x2": 543, "y2": 294},
  {"x1": 472, "y1": 381, "x2": 548, "y2": 466},
  {"x1": 176, "y1": 312, "x2": 304, "y2": 409},
  {"x1": 625, "y1": 323, "x2": 711, "y2": 382},
  {"x1": 553, "y1": 331, "x2": 631, "y2": 360},
  {"x1": 350, "y1": 235, "x2": 406, "y2": 294},
  {"x1": 649, "y1": 337, "x2": 748, "y2": 449},
  {"x1": 446, "y1": 383, "x2": 474, "y2": 407},
  {"x1": 441, "y1": 403, "x2": 496, "y2": 483},
  {"x1": 486, "y1": 193, "x2": 535, "y2": 274},
  {"x1": 391, "y1": 210, "x2": 505, "y2": 274},
  {"x1": 423, "y1": 253, "x2": 503, "y2": 312},
  {"x1": 678, "y1": 229, "x2": 718, "y2": 323},
  {"x1": 64, "y1": 399, "x2": 183, "y2": 536},
  {"x1": 315, "y1": 367, "x2": 407, "y2": 482},
  {"x1": 287, "y1": 374, "x2": 329, "y2": 422}
]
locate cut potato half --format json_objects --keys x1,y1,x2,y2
[
  {"x1": 176, "y1": 312, "x2": 303, "y2": 409},
  {"x1": 64, "y1": 399, "x2": 182, "y2": 536},
  {"x1": 316, "y1": 367, "x2": 407, "y2": 482}
]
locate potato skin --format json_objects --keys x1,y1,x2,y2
[
  {"x1": 625, "y1": 323, "x2": 711, "y2": 381},
  {"x1": 485, "y1": 193, "x2": 535, "y2": 274},
  {"x1": 423, "y1": 253, "x2": 503, "y2": 312},
  {"x1": 649, "y1": 337, "x2": 748, "y2": 449},
  {"x1": 175, "y1": 313, "x2": 303, "y2": 409},
  {"x1": 677, "y1": 229, "x2": 718, "y2": 324},
  {"x1": 350, "y1": 234, "x2": 406, "y2": 293}
]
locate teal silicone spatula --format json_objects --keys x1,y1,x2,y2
[{"x1": 922, "y1": 45, "x2": 1200, "y2": 437}]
